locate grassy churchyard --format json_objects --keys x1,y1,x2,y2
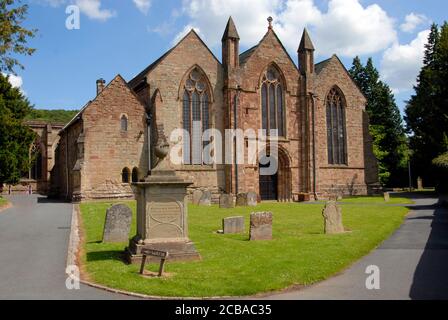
[{"x1": 79, "y1": 196, "x2": 412, "y2": 297}]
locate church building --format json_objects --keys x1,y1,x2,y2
[{"x1": 49, "y1": 17, "x2": 379, "y2": 202}]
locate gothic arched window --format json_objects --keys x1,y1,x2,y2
[
  {"x1": 131, "y1": 167, "x2": 139, "y2": 183},
  {"x1": 326, "y1": 87, "x2": 347, "y2": 165},
  {"x1": 261, "y1": 66, "x2": 285, "y2": 136},
  {"x1": 182, "y1": 67, "x2": 210, "y2": 164},
  {"x1": 122, "y1": 167, "x2": 130, "y2": 183},
  {"x1": 121, "y1": 115, "x2": 128, "y2": 132}
]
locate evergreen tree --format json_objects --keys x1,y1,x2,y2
[
  {"x1": 0, "y1": 73, "x2": 35, "y2": 187},
  {"x1": 349, "y1": 57, "x2": 409, "y2": 186},
  {"x1": 405, "y1": 23, "x2": 448, "y2": 185}
]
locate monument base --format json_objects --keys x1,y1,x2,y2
[{"x1": 125, "y1": 237, "x2": 201, "y2": 264}]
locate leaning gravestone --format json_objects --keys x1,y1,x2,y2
[
  {"x1": 192, "y1": 190, "x2": 203, "y2": 205},
  {"x1": 246, "y1": 192, "x2": 258, "y2": 206},
  {"x1": 322, "y1": 201, "x2": 344, "y2": 234},
  {"x1": 103, "y1": 204, "x2": 132, "y2": 243},
  {"x1": 223, "y1": 216, "x2": 244, "y2": 234},
  {"x1": 250, "y1": 212, "x2": 273, "y2": 240},
  {"x1": 383, "y1": 192, "x2": 390, "y2": 202},
  {"x1": 199, "y1": 190, "x2": 212, "y2": 206},
  {"x1": 219, "y1": 194, "x2": 235, "y2": 208}
]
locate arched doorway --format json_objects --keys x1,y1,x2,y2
[{"x1": 258, "y1": 148, "x2": 291, "y2": 201}]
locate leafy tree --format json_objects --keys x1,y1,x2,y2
[
  {"x1": 25, "y1": 109, "x2": 79, "y2": 124},
  {"x1": 0, "y1": 72, "x2": 35, "y2": 187},
  {"x1": 0, "y1": 0, "x2": 36, "y2": 73},
  {"x1": 349, "y1": 57, "x2": 409, "y2": 186},
  {"x1": 405, "y1": 23, "x2": 448, "y2": 185}
]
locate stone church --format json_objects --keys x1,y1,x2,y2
[{"x1": 44, "y1": 17, "x2": 378, "y2": 202}]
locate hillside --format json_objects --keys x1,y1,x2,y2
[{"x1": 25, "y1": 109, "x2": 78, "y2": 124}]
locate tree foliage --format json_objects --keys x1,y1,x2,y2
[
  {"x1": 405, "y1": 23, "x2": 448, "y2": 185},
  {"x1": 25, "y1": 109, "x2": 78, "y2": 124},
  {"x1": 0, "y1": 72, "x2": 35, "y2": 186},
  {"x1": 0, "y1": 0, "x2": 36, "y2": 73},
  {"x1": 349, "y1": 57, "x2": 409, "y2": 186}
]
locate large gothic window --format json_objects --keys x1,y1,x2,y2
[
  {"x1": 261, "y1": 66, "x2": 285, "y2": 136},
  {"x1": 182, "y1": 67, "x2": 210, "y2": 164},
  {"x1": 326, "y1": 87, "x2": 347, "y2": 165}
]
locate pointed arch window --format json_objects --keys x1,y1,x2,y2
[
  {"x1": 261, "y1": 66, "x2": 285, "y2": 136},
  {"x1": 122, "y1": 167, "x2": 130, "y2": 183},
  {"x1": 131, "y1": 167, "x2": 139, "y2": 183},
  {"x1": 326, "y1": 87, "x2": 347, "y2": 165},
  {"x1": 121, "y1": 115, "x2": 128, "y2": 132},
  {"x1": 182, "y1": 67, "x2": 210, "y2": 164}
]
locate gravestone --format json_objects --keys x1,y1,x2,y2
[
  {"x1": 236, "y1": 193, "x2": 248, "y2": 206},
  {"x1": 199, "y1": 190, "x2": 212, "y2": 206},
  {"x1": 103, "y1": 204, "x2": 132, "y2": 243},
  {"x1": 250, "y1": 212, "x2": 273, "y2": 240},
  {"x1": 383, "y1": 192, "x2": 390, "y2": 202},
  {"x1": 192, "y1": 190, "x2": 203, "y2": 205},
  {"x1": 417, "y1": 177, "x2": 423, "y2": 190},
  {"x1": 223, "y1": 216, "x2": 244, "y2": 234},
  {"x1": 246, "y1": 192, "x2": 258, "y2": 206},
  {"x1": 322, "y1": 201, "x2": 344, "y2": 234},
  {"x1": 219, "y1": 194, "x2": 235, "y2": 208}
]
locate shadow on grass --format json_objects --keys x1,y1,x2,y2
[{"x1": 86, "y1": 250, "x2": 125, "y2": 263}]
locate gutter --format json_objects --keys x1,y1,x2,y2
[{"x1": 310, "y1": 93, "x2": 317, "y2": 200}]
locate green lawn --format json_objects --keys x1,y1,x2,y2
[
  {"x1": 79, "y1": 199, "x2": 409, "y2": 297},
  {"x1": 340, "y1": 195, "x2": 414, "y2": 204}
]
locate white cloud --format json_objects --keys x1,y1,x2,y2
[
  {"x1": 133, "y1": 0, "x2": 151, "y2": 15},
  {"x1": 3, "y1": 73, "x2": 26, "y2": 95},
  {"x1": 176, "y1": 0, "x2": 397, "y2": 58},
  {"x1": 172, "y1": 25, "x2": 202, "y2": 46},
  {"x1": 75, "y1": 0, "x2": 116, "y2": 21},
  {"x1": 380, "y1": 30, "x2": 430, "y2": 94},
  {"x1": 400, "y1": 13, "x2": 429, "y2": 33}
]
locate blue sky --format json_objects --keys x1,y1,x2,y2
[{"x1": 9, "y1": 0, "x2": 447, "y2": 113}]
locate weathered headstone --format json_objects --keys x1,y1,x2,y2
[
  {"x1": 192, "y1": 190, "x2": 203, "y2": 205},
  {"x1": 103, "y1": 204, "x2": 132, "y2": 243},
  {"x1": 199, "y1": 190, "x2": 212, "y2": 206},
  {"x1": 219, "y1": 194, "x2": 235, "y2": 208},
  {"x1": 246, "y1": 192, "x2": 258, "y2": 206},
  {"x1": 223, "y1": 216, "x2": 244, "y2": 234},
  {"x1": 417, "y1": 177, "x2": 423, "y2": 190},
  {"x1": 236, "y1": 193, "x2": 248, "y2": 206},
  {"x1": 383, "y1": 192, "x2": 390, "y2": 202},
  {"x1": 322, "y1": 201, "x2": 344, "y2": 234},
  {"x1": 250, "y1": 212, "x2": 273, "y2": 240}
]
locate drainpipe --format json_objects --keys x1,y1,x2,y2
[
  {"x1": 65, "y1": 133, "x2": 69, "y2": 200},
  {"x1": 146, "y1": 111, "x2": 152, "y2": 176},
  {"x1": 310, "y1": 93, "x2": 318, "y2": 200},
  {"x1": 234, "y1": 86, "x2": 241, "y2": 195}
]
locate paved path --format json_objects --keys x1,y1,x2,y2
[
  {"x1": 267, "y1": 194, "x2": 448, "y2": 300},
  {"x1": 0, "y1": 195, "x2": 130, "y2": 300}
]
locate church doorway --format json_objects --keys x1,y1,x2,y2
[{"x1": 258, "y1": 148, "x2": 291, "y2": 201}]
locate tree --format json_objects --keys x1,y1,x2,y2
[
  {"x1": 405, "y1": 23, "x2": 448, "y2": 185},
  {"x1": 0, "y1": 73, "x2": 35, "y2": 187},
  {"x1": 0, "y1": 0, "x2": 36, "y2": 73},
  {"x1": 349, "y1": 57, "x2": 409, "y2": 186}
]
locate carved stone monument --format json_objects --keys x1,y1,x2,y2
[
  {"x1": 103, "y1": 204, "x2": 132, "y2": 243},
  {"x1": 417, "y1": 177, "x2": 423, "y2": 190},
  {"x1": 219, "y1": 194, "x2": 235, "y2": 208},
  {"x1": 383, "y1": 192, "x2": 390, "y2": 202},
  {"x1": 125, "y1": 121, "x2": 200, "y2": 263},
  {"x1": 223, "y1": 216, "x2": 244, "y2": 234},
  {"x1": 322, "y1": 201, "x2": 344, "y2": 234},
  {"x1": 236, "y1": 192, "x2": 258, "y2": 207},
  {"x1": 199, "y1": 190, "x2": 212, "y2": 206},
  {"x1": 249, "y1": 212, "x2": 273, "y2": 240}
]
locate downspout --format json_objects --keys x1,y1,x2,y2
[
  {"x1": 146, "y1": 111, "x2": 152, "y2": 176},
  {"x1": 234, "y1": 87, "x2": 241, "y2": 195},
  {"x1": 65, "y1": 133, "x2": 69, "y2": 200},
  {"x1": 310, "y1": 93, "x2": 317, "y2": 200}
]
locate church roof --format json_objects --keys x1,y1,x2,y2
[
  {"x1": 298, "y1": 28, "x2": 315, "y2": 51},
  {"x1": 222, "y1": 16, "x2": 240, "y2": 41}
]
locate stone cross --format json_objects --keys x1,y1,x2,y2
[
  {"x1": 103, "y1": 204, "x2": 132, "y2": 243},
  {"x1": 322, "y1": 201, "x2": 344, "y2": 234}
]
